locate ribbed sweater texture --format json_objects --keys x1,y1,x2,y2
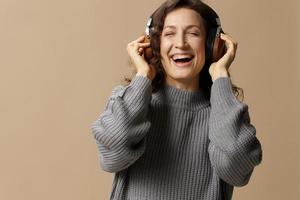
[{"x1": 90, "y1": 75, "x2": 263, "y2": 200}]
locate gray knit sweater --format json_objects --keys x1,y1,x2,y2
[{"x1": 90, "y1": 75, "x2": 263, "y2": 200}]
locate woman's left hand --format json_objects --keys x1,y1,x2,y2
[{"x1": 209, "y1": 33, "x2": 238, "y2": 82}]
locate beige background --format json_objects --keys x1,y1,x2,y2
[{"x1": 0, "y1": 0, "x2": 299, "y2": 199}]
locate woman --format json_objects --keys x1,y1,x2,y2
[{"x1": 91, "y1": 0, "x2": 263, "y2": 199}]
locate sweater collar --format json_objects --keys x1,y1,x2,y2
[{"x1": 152, "y1": 82, "x2": 210, "y2": 111}]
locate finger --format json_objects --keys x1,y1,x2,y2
[
  {"x1": 220, "y1": 33, "x2": 237, "y2": 47},
  {"x1": 135, "y1": 35, "x2": 146, "y2": 42},
  {"x1": 220, "y1": 33, "x2": 234, "y2": 41},
  {"x1": 138, "y1": 47, "x2": 143, "y2": 53},
  {"x1": 137, "y1": 42, "x2": 150, "y2": 47},
  {"x1": 220, "y1": 33, "x2": 235, "y2": 52},
  {"x1": 128, "y1": 42, "x2": 150, "y2": 53},
  {"x1": 128, "y1": 36, "x2": 146, "y2": 47},
  {"x1": 132, "y1": 42, "x2": 150, "y2": 52}
]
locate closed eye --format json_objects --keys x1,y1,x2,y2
[
  {"x1": 188, "y1": 32, "x2": 200, "y2": 36},
  {"x1": 164, "y1": 32, "x2": 175, "y2": 36}
]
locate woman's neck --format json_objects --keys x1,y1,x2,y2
[{"x1": 165, "y1": 75, "x2": 200, "y2": 92}]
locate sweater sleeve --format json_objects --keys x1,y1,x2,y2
[
  {"x1": 90, "y1": 75, "x2": 152, "y2": 173},
  {"x1": 208, "y1": 77, "x2": 263, "y2": 187}
]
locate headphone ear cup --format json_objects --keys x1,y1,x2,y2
[
  {"x1": 205, "y1": 28, "x2": 217, "y2": 64},
  {"x1": 144, "y1": 36, "x2": 153, "y2": 63},
  {"x1": 212, "y1": 29, "x2": 226, "y2": 62}
]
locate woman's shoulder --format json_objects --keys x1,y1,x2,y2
[{"x1": 110, "y1": 75, "x2": 153, "y2": 98}]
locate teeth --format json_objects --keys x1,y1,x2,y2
[{"x1": 172, "y1": 54, "x2": 193, "y2": 60}]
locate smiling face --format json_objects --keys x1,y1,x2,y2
[{"x1": 160, "y1": 7, "x2": 207, "y2": 90}]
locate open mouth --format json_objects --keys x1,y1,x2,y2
[
  {"x1": 173, "y1": 57, "x2": 193, "y2": 63},
  {"x1": 171, "y1": 54, "x2": 194, "y2": 67}
]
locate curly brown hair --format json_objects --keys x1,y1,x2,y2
[{"x1": 122, "y1": 0, "x2": 244, "y2": 101}]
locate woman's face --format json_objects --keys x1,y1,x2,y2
[{"x1": 160, "y1": 8, "x2": 206, "y2": 87}]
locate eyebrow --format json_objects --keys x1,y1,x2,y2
[{"x1": 163, "y1": 25, "x2": 201, "y2": 30}]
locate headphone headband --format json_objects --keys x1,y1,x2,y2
[{"x1": 145, "y1": 4, "x2": 222, "y2": 37}]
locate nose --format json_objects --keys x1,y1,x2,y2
[{"x1": 174, "y1": 32, "x2": 188, "y2": 49}]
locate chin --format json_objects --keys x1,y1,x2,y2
[
  {"x1": 163, "y1": 61, "x2": 202, "y2": 81},
  {"x1": 166, "y1": 71, "x2": 196, "y2": 82}
]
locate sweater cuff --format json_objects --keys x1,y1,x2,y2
[
  {"x1": 130, "y1": 75, "x2": 152, "y2": 93},
  {"x1": 210, "y1": 77, "x2": 241, "y2": 112}
]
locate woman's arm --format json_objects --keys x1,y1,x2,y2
[
  {"x1": 208, "y1": 77, "x2": 263, "y2": 186},
  {"x1": 90, "y1": 75, "x2": 152, "y2": 173}
]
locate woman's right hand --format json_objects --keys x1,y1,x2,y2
[{"x1": 126, "y1": 35, "x2": 157, "y2": 81}]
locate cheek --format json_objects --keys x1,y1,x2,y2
[
  {"x1": 160, "y1": 39, "x2": 172, "y2": 55},
  {"x1": 159, "y1": 41, "x2": 169, "y2": 68},
  {"x1": 192, "y1": 38, "x2": 205, "y2": 51},
  {"x1": 193, "y1": 40, "x2": 206, "y2": 59}
]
